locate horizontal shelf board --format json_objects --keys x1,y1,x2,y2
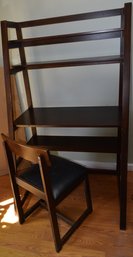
[
  {"x1": 14, "y1": 106, "x2": 120, "y2": 128},
  {"x1": 28, "y1": 135, "x2": 118, "y2": 153},
  {"x1": 11, "y1": 55, "x2": 123, "y2": 73},
  {"x1": 19, "y1": 8, "x2": 122, "y2": 28},
  {"x1": 8, "y1": 28, "x2": 122, "y2": 49},
  {"x1": 5, "y1": 8, "x2": 122, "y2": 29}
]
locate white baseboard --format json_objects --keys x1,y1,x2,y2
[
  {"x1": 127, "y1": 163, "x2": 133, "y2": 172},
  {"x1": 74, "y1": 160, "x2": 133, "y2": 171}
]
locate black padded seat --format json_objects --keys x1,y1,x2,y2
[{"x1": 18, "y1": 155, "x2": 88, "y2": 203}]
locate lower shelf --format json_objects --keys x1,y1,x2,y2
[{"x1": 28, "y1": 135, "x2": 118, "y2": 153}]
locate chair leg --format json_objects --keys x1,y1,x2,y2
[
  {"x1": 45, "y1": 176, "x2": 93, "y2": 252},
  {"x1": 21, "y1": 190, "x2": 30, "y2": 206},
  {"x1": 46, "y1": 202, "x2": 62, "y2": 252},
  {"x1": 12, "y1": 183, "x2": 25, "y2": 224},
  {"x1": 84, "y1": 176, "x2": 93, "y2": 213},
  {"x1": 60, "y1": 177, "x2": 93, "y2": 248},
  {"x1": 13, "y1": 186, "x2": 41, "y2": 224}
]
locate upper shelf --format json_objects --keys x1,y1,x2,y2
[
  {"x1": 11, "y1": 55, "x2": 123, "y2": 74},
  {"x1": 14, "y1": 106, "x2": 120, "y2": 128},
  {"x1": 8, "y1": 28, "x2": 122, "y2": 49},
  {"x1": 5, "y1": 7, "x2": 123, "y2": 29}
]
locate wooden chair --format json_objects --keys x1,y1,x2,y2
[{"x1": 1, "y1": 133, "x2": 92, "y2": 252}]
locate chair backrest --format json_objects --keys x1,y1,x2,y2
[{"x1": 1, "y1": 133, "x2": 51, "y2": 174}]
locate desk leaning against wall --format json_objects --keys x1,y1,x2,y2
[{"x1": 1, "y1": 2, "x2": 132, "y2": 230}]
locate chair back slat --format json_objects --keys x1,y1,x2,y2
[{"x1": 1, "y1": 133, "x2": 51, "y2": 166}]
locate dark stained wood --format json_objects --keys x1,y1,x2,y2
[
  {"x1": 28, "y1": 135, "x2": 118, "y2": 153},
  {"x1": 11, "y1": 55, "x2": 123, "y2": 74},
  {"x1": 1, "y1": 3, "x2": 132, "y2": 232},
  {"x1": 16, "y1": 24, "x2": 37, "y2": 137},
  {"x1": 17, "y1": 8, "x2": 123, "y2": 27},
  {"x1": 118, "y1": 2, "x2": 132, "y2": 230},
  {"x1": 14, "y1": 106, "x2": 120, "y2": 128},
  {"x1": 4, "y1": 8, "x2": 123, "y2": 29},
  {"x1": 8, "y1": 28, "x2": 122, "y2": 49}
]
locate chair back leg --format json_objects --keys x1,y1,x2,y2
[
  {"x1": 84, "y1": 176, "x2": 93, "y2": 213},
  {"x1": 11, "y1": 178, "x2": 25, "y2": 224}
]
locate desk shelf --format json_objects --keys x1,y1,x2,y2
[
  {"x1": 28, "y1": 135, "x2": 118, "y2": 153},
  {"x1": 14, "y1": 106, "x2": 120, "y2": 128}
]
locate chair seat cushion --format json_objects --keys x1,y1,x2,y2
[{"x1": 18, "y1": 155, "x2": 88, "y2": 202}]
